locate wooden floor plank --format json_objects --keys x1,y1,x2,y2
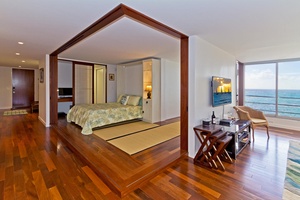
[
  {"x1": 1, "y1": 110, "x2": 300, "y2": 199},
  {"x1": 32, "y1": 170, "x2": 50, "y2": 199},
  {"x1": 18, "y1": 141, "x2": 27, "y2": 159},
  {"x1": 82, "y1": 166, "x2": 111, "y2": 195},
  {"x1": 48, "y1": 186, "x2": 63, "y2": 200},
  {"x1": 39, "y1": 150, "x2": 56, "y2": 172},
  {"x1": 0, "y1": 180, "x2": 4, "y2": 200}
]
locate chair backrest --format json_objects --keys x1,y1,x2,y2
[
  {"x1": 234, "y1": 106, "x2": 267, "y2": 120},
  {"x1": 233, "y1": 106, "x2": 251, "y2": 120}
]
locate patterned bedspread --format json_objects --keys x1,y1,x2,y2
[{"x1": 67, "y1": 102, "x2": 142, "y2": 135}]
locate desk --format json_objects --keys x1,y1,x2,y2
[
  {"x1": 58, "y1": 97, "x2": 72, "y2": 102},
  {"x1": 193, "y1": 120, "x2": 251, "y2": 170}
]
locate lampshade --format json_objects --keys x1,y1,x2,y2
[{"x1": 145, "y1": 85, "x2": 152, "y2": 92}]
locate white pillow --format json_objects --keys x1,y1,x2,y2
[
  {"x1": 127, "y1": 96, "x2": 141, "y2": 106},
  {"x1": 120, "y1": 95, "x2": 129, "y2": 105}
]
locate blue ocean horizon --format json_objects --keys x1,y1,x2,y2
[{"x1": 245, "y1": 89, "x2": 300, "y2": 118}]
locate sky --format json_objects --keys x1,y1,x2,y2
[{"x1": 245, "y1": 61, "x2": 300, "y2": 90}]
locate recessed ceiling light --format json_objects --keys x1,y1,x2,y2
[
  {"x1": 18, "y1": 42, "x2": 24, "y2": 45},
  {"x1": 22, "y1": 60, "x2": 25, "y2": 63},
  {"x1": 19, "y1": 66, "x2": 22, "y2": 68},
  {"x1": 16, "y1": 53, "x2": 20, "y2": 55}
]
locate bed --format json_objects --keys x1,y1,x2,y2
[{"x1": 67, "y1": 95, "x2": 142, "y2": 135}]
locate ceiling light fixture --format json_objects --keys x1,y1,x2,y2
[
  {"x1": 16, "y1": 53, "x2": 20, "y2": 55},
  {"x1": 19, "y1": 66, "x2": 22, "y2": 68},
  {"x1": 22, "y1": 60, "x2": 25, "y2": 63},
  {"x1": 18, "y1": 42, "x2": 24, "y2": 45}
]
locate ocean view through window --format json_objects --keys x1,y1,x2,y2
[{"x1": 244, "y1": 61, "x2": 300, "y2": 119}]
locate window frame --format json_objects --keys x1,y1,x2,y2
[{"x1": 240, "y1": 58, "x2": 300, "y2": 120}]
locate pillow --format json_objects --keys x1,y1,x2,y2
[
  {"x1": 117, "y1": 94, "x2": 124, "y2": 103},
  {"x1": 120, "y1": 95, "x2": 129, "y2": 105},
  {"x1": 127, "y1": 96, "x2": 141, "y2": 106}
]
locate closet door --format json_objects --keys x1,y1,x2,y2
[{"x1": 74, "y1": 63, "x2": 93, "y2": 104}]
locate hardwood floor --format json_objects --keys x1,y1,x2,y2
[{"x1": 1, "y1": 110, "x2": 300, "y2": 199}]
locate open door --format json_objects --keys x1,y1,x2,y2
[{"x1": 12, "y1": 69, "x2": 34, "y2": 109}]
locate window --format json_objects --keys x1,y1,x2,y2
[
  {"x1": 244, "y1": 60, "x2": 300, "y2": 119},
  {"x1": 278, "y1": 61, "x2": 300, "y2": 118}
]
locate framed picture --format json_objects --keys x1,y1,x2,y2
[
  {"x1": 40, "y1": 68, "x2": 44, "y2": 83},
  {"x1": 109, "y1": 73, "x2": 115, "y2": 81}
]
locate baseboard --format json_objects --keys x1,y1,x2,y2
[
  {"x1": 268, "y1": 117, "x2": 300, "y2": 131},
  {"x1": 270, "y1": 123, "x2": 300, "y2": 132},
  {"x1": 0, "y1": 107, "x2": 12, "y2": 110},
  {"x1": 38, "y1": 116, "x2": 46, "y2": 126}
]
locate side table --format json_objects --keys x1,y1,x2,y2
[{"x1": 193, "y1": 124, "x2": 233, "y2": 171}]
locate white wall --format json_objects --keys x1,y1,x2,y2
[
  {"x1": 38, "y1": 55, "x2": 49, "y2": 127},
  {"x1": 125, "y1": 64, "x2": 143, "y2": 95},
  {"x1": 58, "y1": 60, "x2": 72, "y2": 88},
  {"x1": 0, "y1": 67, "x2": 12, "y2": 109},
  {"x1": 107, "y1": 64, "x2": 117, "y2": 102},
  {"x1": 237, "y1": 45, "x2": 300, "y2": 63},
  {"x1": 117, "y1": 62, "x2": 143, "y2": 97},
  {"x1": 160, "y1": 59, "x2": 180, "y2": 121},
  {"x1": 188, "y1": 35, "x2": 236, "y2": 158}
]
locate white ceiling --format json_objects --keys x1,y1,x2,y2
[{"x1": 1, "y1": 0, "x2": 300, "y2": 69}]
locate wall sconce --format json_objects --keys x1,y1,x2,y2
[{"x1": 145, "y1": 85, "x2": 152, "y2": 99}]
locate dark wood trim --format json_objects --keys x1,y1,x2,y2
[
  {"x1": 180, "y1": 36, "x2": 189, "y2": 151},
  {"x1": 105, "y1": 65, "x2": 108, "y2": 103},
  {"x1": 49, "y1": 3, "x2": 189, "y2": 196},
  {"x1": 72, "y1": 62, "x2": 75, "y2": 105},
  {"x1": 121, "y1": 4, "x2": 188, "y2": 39},
  {"x1": 50, "y1": 55, "x2": 58, "y2": 124},
  {"x1": 57, "y1": 97, "x2": 72, "y2": 102},
  {"x1": 238, "y1": 61, "x2": 244, "y2": 106},
  {"x1": 92, "y1": 65, "x2": 94, "y2": 104}
]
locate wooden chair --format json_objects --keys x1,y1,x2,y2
[{"x1": 233, "y1": 106, "x2": 269, "y2": 141}]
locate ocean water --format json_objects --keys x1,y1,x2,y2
[{"x1": 245, "y1": 89, "x2": 300, "y2": 119}]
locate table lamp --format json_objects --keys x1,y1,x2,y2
[{"x1": 145, "y1": 85, "x2": 152, "y2": 99}]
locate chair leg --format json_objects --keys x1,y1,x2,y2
[{"x1": 266, "y1": 126, "x2": 270, "y2": 138}]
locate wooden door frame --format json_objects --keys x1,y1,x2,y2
[{"x1": 50, "y1": 4, "x2": 189, "y2": 151}]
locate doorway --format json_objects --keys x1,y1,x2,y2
[
  {"x1": 94, "y1": 65, "x2": 106, "y2": 104},
  {"x1": 12, "y1": 69, "x2": 34, "y2": 109}
]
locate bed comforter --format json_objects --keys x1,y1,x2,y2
[{"x1": 67, "y1": 102, "x2": 142, "y2": 135}]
